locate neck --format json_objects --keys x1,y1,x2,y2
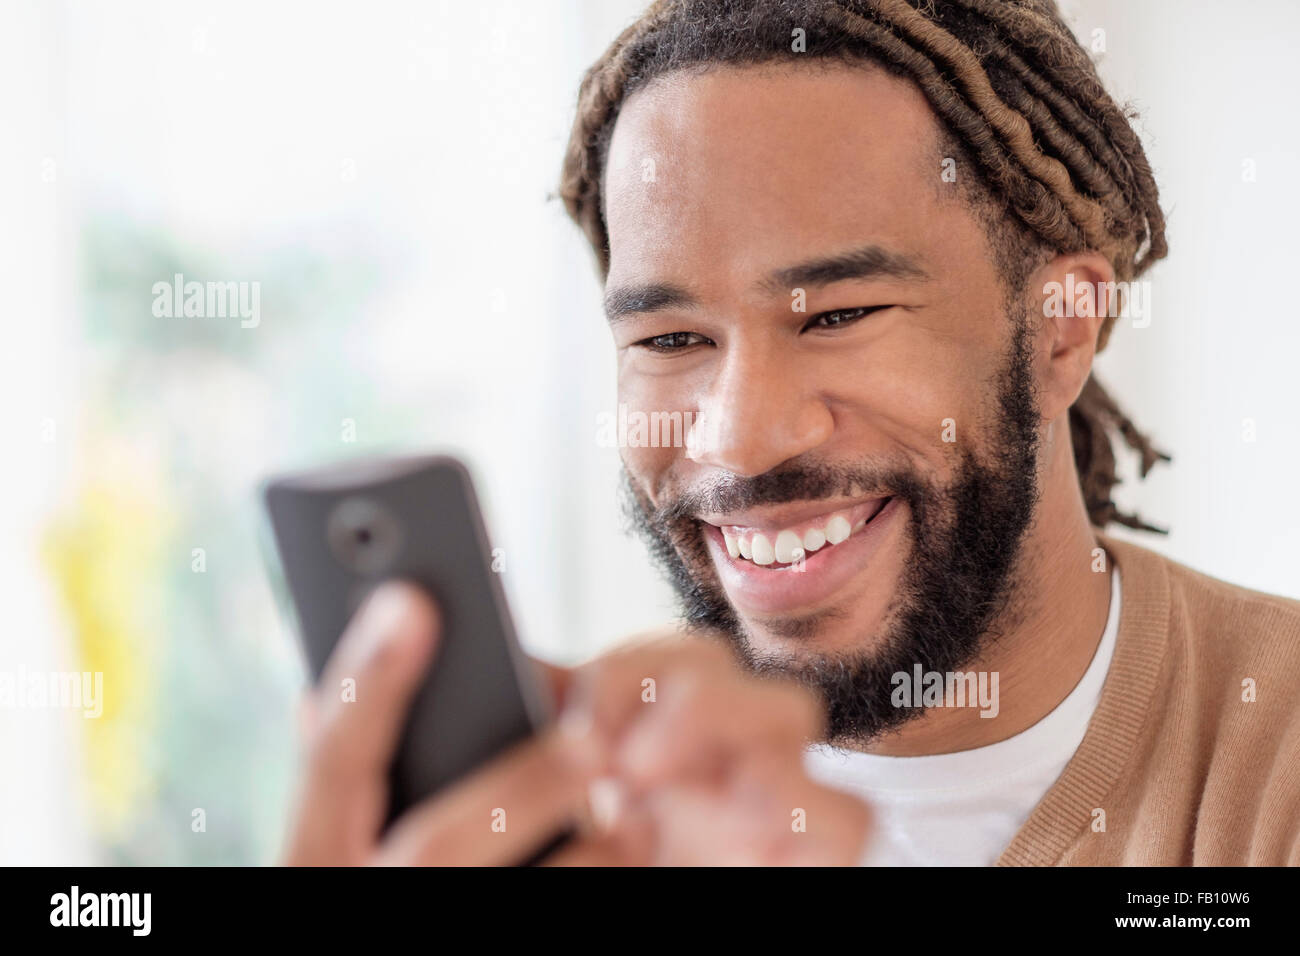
[{"x1": 863, "y1": 420, "x2": 1112, "y2": 756}]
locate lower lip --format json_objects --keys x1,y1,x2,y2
[{"x1": 702, "y1": 497, "x2": 903, "y2": 617}]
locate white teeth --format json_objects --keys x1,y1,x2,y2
[
  {"x1": 723, "y1": 504, "x2": 880, "y2": 567},
  {"x1": 723, "y1": 531, "x2": 740, "y2": 559},
  {"x1": 774, "y1": 530, "x2": 802, "y2": 564},
  {"x1": 825, "y1": 515, "x2": 852, "y2": 545}
]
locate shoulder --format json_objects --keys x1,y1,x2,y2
[
  {"x1": 1099, "y1": 532, "x2": 1300, "y2": 861},
  {"x1": 1101, "y1": 530, "x2": 1300, "y2": 662},
  {"x1": 1099, "y1": 530, "x2": 1300, "y2": 747},
  {"x1": 1101, "y1": 530, "x2": 1300, "y2": 759}
]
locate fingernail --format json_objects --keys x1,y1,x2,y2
[
  {"x1": 557, "y1": 694, "x2": 611, "y2": 778},
  {"x1": 587, "y1": 777, "x2": 625, "y2": 831},
  {"x1": 617, "y1": 720, "x2": 662, "y2": 775},
  {"x1": 360, "y1": 582, "x2": 405, "y2": 638},
  {"x1": 357, "y1": 582, "x2": 433, "y2": 663},
  {"x1": 557, "y1": 669, "x2": 596, "y2": 742},
  {"x1": 558, "y1": 699, "x2": 593, "y2": 742}
]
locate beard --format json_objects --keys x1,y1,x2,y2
[{"x1": 621, "y1": 317, "x2": 1042, "y2": 746}]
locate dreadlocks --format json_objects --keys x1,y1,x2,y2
[{"x1": 559, "y1": 0, "x2": 1170, "y2": 532}]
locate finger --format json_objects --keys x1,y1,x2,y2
[
  {"x1": 613, "y1": 664, "x2": 824, "y2": 788},
  {"x1": 541, "y1": 832, "x2": 639, "y2": 866},
  {"x1": 542, "y1": 840, "x2": 623, "y2": 866},
  {"x1": 312, "y1": 581, "x2": 439, "y2": 783},
  {"x1": 728, "y1": 747, "x2": 874, "y2": 866},
  {"x1": 567, "y1": 633, "x2": 742, "y2": 763},
  {"x1": 543, "y1": 795, "x2": 657, "y2": 866},
  {"x1": 532, "y1": 659, "x2": 575, "y2": 709},
  {"x1": 296, "y1": 691, "x2": 318, "y2": 742},
  {"x1": 286, "y1": 581, "x2": 438, "y2": 863},
  {"x1": 641, "y1": 783, "x2": 759, "y2": 865},
  {"x1": 373, "y1": 726, "x2": 593, "y2": 867},
  {"x1": 642, "y1": 756, "x2": 871, "y2": 866}
]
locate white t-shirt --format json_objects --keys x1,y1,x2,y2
[{"x1": 804, "y1": 566, "x2": 1121, "y2": 866}]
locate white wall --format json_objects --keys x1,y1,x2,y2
[
  {"x1": 0, "y1": 0, "x2": 93, "y2": 865},
  {"x1": 1063, "y1": 0, "x2": 1300, "y2": 598}
]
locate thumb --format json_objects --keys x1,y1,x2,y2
[
  {"x1": 286, "y1": 581, "x2": 439, "y2": 863},
  {"x1": 315, "y1": 580, "x2": 440, "y2": 782}
]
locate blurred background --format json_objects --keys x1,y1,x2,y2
[{"x1": 2, "y1": 0, "x2": 1297, "y2": 865}]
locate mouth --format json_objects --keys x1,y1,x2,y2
[
  {"x1": 698, "y1": 495, "x2": 902, "y2": 619},
  {"x1": 705, "y1": 497, "x2": 891, "y2": 567}
]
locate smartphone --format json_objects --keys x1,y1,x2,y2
[{"x1": 262, "y1": 454, "x2": 555, "y2": 832}]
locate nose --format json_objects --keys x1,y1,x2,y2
[{"x1": 687, "y1": 337, "x2": 834, "y2": 477}]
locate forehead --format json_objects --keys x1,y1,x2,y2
[{"x1": 603, "y1": 63, "x2": 965, "y2": 290}]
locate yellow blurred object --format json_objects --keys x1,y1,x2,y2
[{"x1": 41, "y1": 437, "x2": 172, "y2": 840}]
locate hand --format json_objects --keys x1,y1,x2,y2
[
  {"x1": 548, "y1": 636, "x2": 873, "y2": 866},
  {"x1": 281, "y1": 581, "x2": 591, "y2": 866},
  {"x1": 281, "y1": 583, "x2": 871, "y2": 866}
]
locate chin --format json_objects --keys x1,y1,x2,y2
[{"x1": 738, "y1": 589, "x2": 899, "y2": 659}]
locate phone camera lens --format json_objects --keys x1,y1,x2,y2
[{"x1": 327, "y1": 497, "x2": 403, "y2": 575}]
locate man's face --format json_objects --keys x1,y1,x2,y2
[{"x1": 602, "y1": 64, "x2": 1044, "y2": 741}]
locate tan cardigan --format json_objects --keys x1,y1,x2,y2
[{"x1": 997, "y1": 531, "x2": 1300, "y2": 865}]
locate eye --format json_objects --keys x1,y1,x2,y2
[
  {"x1": 804, "y1": 305, "x2": 889, "y2": 331},
  {"x1": 635, "y1": 331, "x2": 714, "y2": 352}
]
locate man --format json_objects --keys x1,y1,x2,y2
[{"x1": 284, "y1": 0, "x2": 1300, "y2": 865}]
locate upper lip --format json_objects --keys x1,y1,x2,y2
[{"x1": 696, "y1": 495, "x2": 890, "y2": 532}]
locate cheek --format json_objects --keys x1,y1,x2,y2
[
  {"x1": 616, "y1": 370, "x2": 696, "y2": 497},
  {"x1": 818, "y1": 326, "x2": 1004, "y2": 466},
  {"x1": 619, "y1": 443, "x2": 680, "y2": 502},
  {"x1": 878, "y1": 349, "x2": 973, "y2": 439}
]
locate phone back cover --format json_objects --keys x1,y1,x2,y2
[{"x1": 264, "y1": 455, "x2": 547, "y2": 819}]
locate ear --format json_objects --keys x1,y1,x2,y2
[{"x1": 1028, "y1": 252, "x2": 1115, "y2": 422}]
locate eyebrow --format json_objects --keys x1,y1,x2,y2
[
  {"x1": 760, "y1": 244, "x2": 929, "y2": 294},
  {"x1": 603, "y1": 244, "x2": 928, "y2": 323},
  {"x1": 603, "y1": 283, "x2": 696, "y2": 323}
]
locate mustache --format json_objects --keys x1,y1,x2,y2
[{"x1": 647, "y1": 460, "x2": 929, "y2": 525}]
